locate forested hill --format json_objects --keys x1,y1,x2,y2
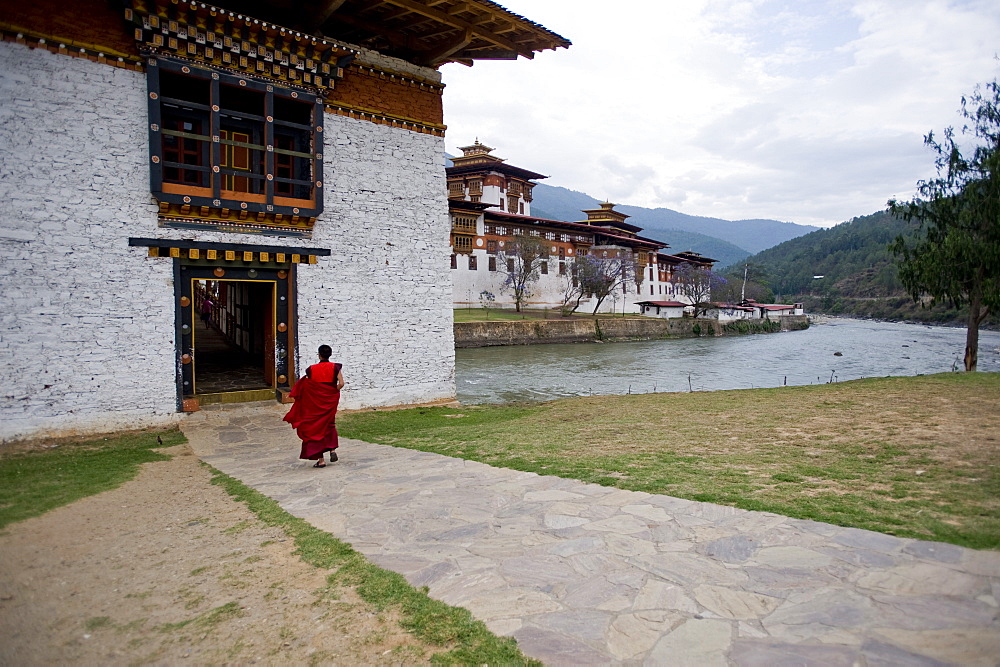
[
  {"x1": 530, "y1": 182, "x2": 819, "y2": 258},
  {"x1": 752, "y1": 210, "x2": 909, "y2": 297},
  {"x1": 744, "y1": 210, "x2": 995, "y2": 326}
]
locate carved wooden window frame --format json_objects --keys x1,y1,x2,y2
[{"x1": 147, "y1": 56, "x2": 324, "y2": 220}]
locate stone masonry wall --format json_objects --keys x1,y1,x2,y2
[
  {"x1": 454, "y1": 316, "x2": 810, "y2": 348},
  {"x1": 0, "y1": 40, "x2": 455, "y2": 441}
]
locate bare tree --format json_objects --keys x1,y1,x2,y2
[
  {"x1": 498, "y1": 236, "x2": 547, "y2": 312},
  {"x1": 674, "y1": 262, "x2": 727, "y2": 317},
  {"x1": 558, "y1": 268, "x2": 586, "y2": 316},
  {"x1": 563, "y1": 254, "x2": 639, "y2": 314}
]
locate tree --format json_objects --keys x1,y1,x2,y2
[
  {"x1": 498, "y1": 236, "x2": 547, "y2": 312},
  {"x1": 564, "y1": 254, "x2": 638, "y2": 314},
  {"x1": 673, "y1": 263, "x2": 727, "y2": 317},
  {"x1": 719, "y1": 262, "x2": 773, "y2": 304},
  {"x1": 888, "y1": 79, "x2": 1000, "y2": 371},
  {"x1": 558, "y1": 265, "x2": 587, "y2": 316}
]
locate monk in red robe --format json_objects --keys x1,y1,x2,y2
[{"x1": 283, "y1": 345, "x2": 345, "y2": 467}]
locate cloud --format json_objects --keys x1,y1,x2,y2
[{"x1": 442, "y1": 0, "x2": 1000, "y2": 227}]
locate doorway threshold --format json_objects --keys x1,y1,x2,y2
[{"x1": 196, "y1": 388, "x2": 276, "y2": 406}]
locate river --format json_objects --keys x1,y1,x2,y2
[{"x1": 455, "y1": 318, "x2": 1000, "y2": 404}]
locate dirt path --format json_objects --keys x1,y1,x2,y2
[{"x1": 0, "y1": 444, "x2": 436, "y2": 665}]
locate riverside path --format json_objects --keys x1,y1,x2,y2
[{"x1": 181, "y1": 402, "x2": 1000, "y2": 665}]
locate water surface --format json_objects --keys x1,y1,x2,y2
[{"x1": 455, "y1": 318, "x2": 1000, "y2": 404}]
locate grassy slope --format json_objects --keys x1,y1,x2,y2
[{"x1": 340, "y1": 373, "x2": 1000, "y2": 549}]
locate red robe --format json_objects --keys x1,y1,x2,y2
[{"x1": 283, "y1": 363, "x2": 342, "y2": 460}]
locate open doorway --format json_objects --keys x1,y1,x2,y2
[{"x1": 192, "y1": 279, "x2": 275, "y2": 394}]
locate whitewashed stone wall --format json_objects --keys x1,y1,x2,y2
[
  {"x1": 0, "y1": 41, "x2": 455, "y2": 442},
  {"x1": 303, "y1": 116, "x2": 455, "y2": 410},
  {"x1": 450, "y1": 249, "x2": 652, "y2": 314},
  {"x1": 0, "y1": 42, "x2": 178, "y2": 443}
]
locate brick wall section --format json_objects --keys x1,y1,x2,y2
[
  {"x1": 0, "y1": 0, "x2": 139, "y2": 58},
  {"x1": 328, "y1": 64, "x2": 444, "y2": 126},
  {"x1": 0, "y1": 40, "x2": 455, "y2": 442}
]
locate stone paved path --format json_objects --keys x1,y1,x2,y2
[{"x1": 181, "y1": 403, "x2": 1000, "y2": 665}]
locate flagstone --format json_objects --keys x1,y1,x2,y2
[
  {"x1": 621, "y1": 504, "x2": 674, "y2": 522},
  {"x1": 499, "y1": 555, "x2": 579, "y2": 589},
  {"x1": 561, "y1": 576, "x2": 632, "y2": 610},
  {"x1": 512, "y1": 626, "x2": 611, "y2": 666},
  {"x1": 607, "y1": 610, "x2": 684, "y2": 660},
  {"x1": 546, "y1": 536, "x2": 604, "y2": 557},
  {"x1": 694, "y1": 584, "x2": 782, "y2": 620},
  {"x1": 632, "y1": 579, "x2": 699, "y2": 614},
  {"x1": 543, "y1": 513, "x2": 590, "y2": 529},
  {"x1": 530, "y1": 609, "x2": 612, "y2": 643},
  {"x1": 753, "y1": 545, "x2": 835, "y2": 569},
  {"x1": 763, "y1": 589, "x2": 875, "y2": 631},
  {"x1": 632, "y1": 552, "x2": 749, "y2": 587},
  {"x1": 854, "y1": 563, "x2": 988, "y2": 597},
  {"x1": 523, "y1": 489, "x2": 586, "y2": 502},
  {"x1": 901, "y1": 540, "x2": 965, "y2": 563},
  {"x1": 871, "y1": 627, "x2": 1000, "y2": 664},
  {"x1": 582, "y1": 514, "x2": 651, "y2": 534},
  {"x1": 603, "y1": 533, "x2": 657, "y2": 557},
  {"x1": 646, "y1": 618, "x2": 733, "y2": 666},
  {"x1": 729, "y1": 639, "x2": 863, "y2": 666},
  {"x1": 869, "y1": 594, "x2": 997, "y2": 630},
  {"x1": 699, "y1": 534, "x2": 758, "y2": 563},
  {"x1": 463, "y1": 589, "x2": 564, "y2": 620}
]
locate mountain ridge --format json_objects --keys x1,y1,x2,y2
[{"x1": 530, "y1": 182, "x2": 820, "y2": 265}]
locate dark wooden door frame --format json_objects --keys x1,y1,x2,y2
[{"x1": 176, "y1": 263, "x2": 292, "y2": 409}]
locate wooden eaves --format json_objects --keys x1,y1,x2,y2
[{"x1": 217, "y1": 0, "x2": 571, "y2": 67}]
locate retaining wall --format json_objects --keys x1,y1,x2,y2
[{"x1": 454, "y1": 316, "x2": 809, "y2": 348}]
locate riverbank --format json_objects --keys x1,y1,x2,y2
[
  {"x1": 454, "y1": 315, "x2": 808, "y2": 348},
  {"x1": 795, "y1": 295, "x2": 999, "y2": 330}
]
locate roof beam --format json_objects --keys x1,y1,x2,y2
[
  {"x1": 324, "y1": 11, "x2": 418, "y2": 54},
  {"x1": 308, "y1": 0, "x2": 350, "y2": 29},
  {"x1": 457, "y1": 47, "x2": 519, "y2": 60},
  {"x1": 425, "y1": 28, "x2": 472, "y2": 65},
  {"x1": 380, "y1": 0, "x2": 531, "y2": 57}
]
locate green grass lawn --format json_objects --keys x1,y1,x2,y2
[
  {"x1": 340, "y1": 373, "x2": 1000, "y2": 549},
  {"x1": 453, "y1": 307, "x2": 531, "y2": 322}
]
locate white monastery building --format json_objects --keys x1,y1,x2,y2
[{"x1": 446, "y1": 141, "x2": 719, "y2": 314}]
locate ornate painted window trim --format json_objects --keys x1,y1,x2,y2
[{"x1": 147, "y1": 56, "x2": 324, "y2": 230}]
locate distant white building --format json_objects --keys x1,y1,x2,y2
[
  {"x1": 635, "y1": 301, "x2": 689, "y2": 319},
  {"x1": 447, "y1": 142, "x2": 718, "y2": 314}
]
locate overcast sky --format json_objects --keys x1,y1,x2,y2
[{"x1": 440, "y1": 0, "x2": 1000, "y2": 227}]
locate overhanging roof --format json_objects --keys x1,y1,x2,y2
[
  {"x1": 210, "y1": 0, "x2": 571, "y2": 67},
  {"x1": 447, "y1": 161, "x2": 548, "y2": 181}
]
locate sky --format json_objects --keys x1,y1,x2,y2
[{"x1": 440, "y1": 0, "x2": 1000, "y2": 227}]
